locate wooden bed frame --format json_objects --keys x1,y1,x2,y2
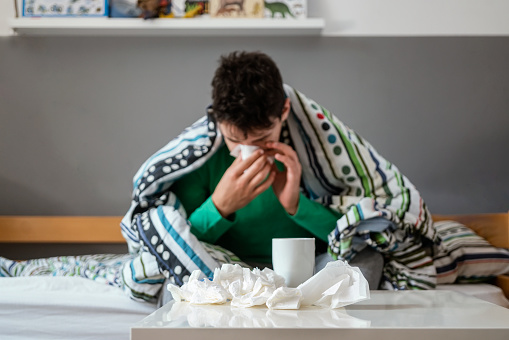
[{"x1": 1, "y1": 213, "x2": 508, "y2": 298}]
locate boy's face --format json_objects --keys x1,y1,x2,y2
[{"x1": 218, "y1": 99, "x2": 290, "y2": 153}]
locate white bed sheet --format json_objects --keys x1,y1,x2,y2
[{"x1": 0, "y1": 276, "x2": 157, "y2": 340}]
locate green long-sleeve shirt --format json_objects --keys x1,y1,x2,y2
[{"x1": 171, "y1": 144, "x2": 342, "y2": 264}]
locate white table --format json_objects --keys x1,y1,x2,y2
[{"x1": 131, "y1": 290, "x2": 509, "y2": 340}]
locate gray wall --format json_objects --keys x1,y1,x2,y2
[{"x1": 1, "y1": 36, "x2": 508, "y2": 217}]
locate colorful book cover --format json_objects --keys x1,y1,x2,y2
[
  {"x1": 210, "y1": 0, "x2": 264, "y2": 18},
  {"x1": 22, "y1": 0, "x2": 109, "y2": 17}
]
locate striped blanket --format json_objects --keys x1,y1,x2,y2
[
  {"x1": 119, "y1": 84, "x2": 437, "y2": 301},
  {"x1": 0, "y1": 254, "x2": 131, "y2": 287}
]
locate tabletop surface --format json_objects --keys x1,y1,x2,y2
[{"x1": 133, "y1": 290, "x2": 509, "y2": 330}]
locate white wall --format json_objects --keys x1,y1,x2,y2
[
  {"x1": 0, "y1": 1, "x2": 15, "y2": 36},
  {"x1": 312, "y1": 0, "x2": 509, "y2": 36},
  {"x1": 1, "y1": 2, "x2": 508, "y2": 216}
]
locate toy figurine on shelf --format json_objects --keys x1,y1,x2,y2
[
  {"x1": 264, "y1": 0, "x2": 307, "y2": 19},
  {"x1": 183, "y1": 1, "x2": 207, "y2": 17},
  {"x1": 137, "y1": 0, "x2": 170, "y2": 18},
  {"x1": 136, "y1": 0, "x2": 208, "y2": 19},
  {"x1": 159, "y1": 0, "x2": 206, "y2": 18}
]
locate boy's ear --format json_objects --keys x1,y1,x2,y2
[{"x1": 281, "y1": 98, "x2": 291, "y2": 122}]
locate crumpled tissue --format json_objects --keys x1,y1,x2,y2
[
  {"x1": 229, "y1": 145, "x2": 274, "y2": 163},
  {"x1": 167, "y1": 270, "x2": 230, "y2": 305},
  {"x1": 168, "y1": 264, "x2": 289, "y2": 308},
  {"x1": 230, "y1": 145, "x2": 261, "y2": 160},
  {"x1": 298, "y1": 260, "x2": 370, "y2": 309},
  {"x1": 266, "y1": 286, "x2": 303, "y2": 309},
  {"x1": 167, "y1": 260, "x2": 370, "y2": 309}
]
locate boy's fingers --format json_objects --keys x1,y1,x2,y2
[
  {"x1": 232, "y1": 149, "x2": 265, "y2": 175},
  {"x1": 250, "y1": 163, "x2": 272, "y2": 186},
  {"x1": 253, "y1": 171, "x2": 276, "y2": 196},
  {"x1": 265, "y1": 142, "x2": 293, "y2": 154}
]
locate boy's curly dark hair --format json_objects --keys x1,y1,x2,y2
[{"x1": 211, "y1": 51, "x2": 285, "y2": 135}]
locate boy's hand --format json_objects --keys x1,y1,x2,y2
[
  {"x1": 212, "y1": 149, "x2": 275, "y2": 218},
  {"x1": 266, "y1": 142, "x2": 301, "y2": 216}
]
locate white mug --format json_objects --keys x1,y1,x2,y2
[{"x1": 272, "y1": 238, "x2": 315, "y2": 288}]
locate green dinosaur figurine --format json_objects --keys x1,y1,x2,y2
[{"x1": 265, "y1": 1, "x2": 295, "y2": 18}]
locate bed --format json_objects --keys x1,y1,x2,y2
[
  {"x1": 0, "y1": 216, "x2": 158, "y2": 340},
  {"x1": 0, "y1": 213, "x2": 508, "y2": 340}
]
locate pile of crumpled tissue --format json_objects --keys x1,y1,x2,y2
[{"x1": 167, "y1": 260, "x2": 370, "y2": 310}]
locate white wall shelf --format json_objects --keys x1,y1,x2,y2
[
  {"x1": 6, "y1": 1, "x2": 509, "y2": 37},
  {"x1": 8, "y1": 17, "x2": 325, "y2": 37}
]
